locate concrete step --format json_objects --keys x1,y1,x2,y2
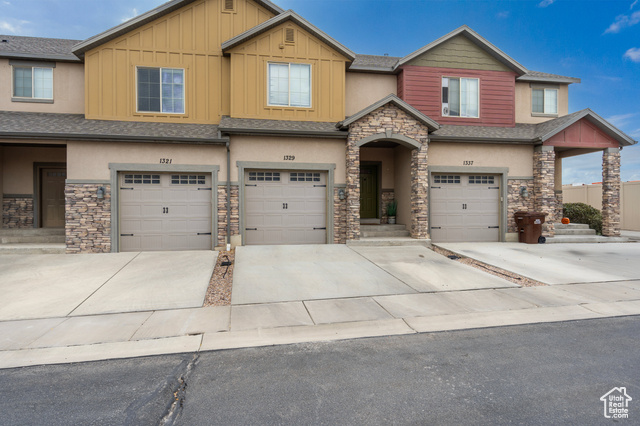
[
  {"x1": 347, "y1": 237, "x2": 431, "y2": 247},
  {"x1": 545, "y1": 235, "x2": 630, "y2": 244},
  {"x1": 0, "y1": 243, "x2": 66, "y2": 254},
  {"x1": 361, "y1": 224, "x2": 410, "y2": 238},
  {"x1": 1, "y1": 235, "x2": 65, "y2": 244},
  {"x1": 554, "y1": 223, "x2": 590, "y2": 230},
  {"x1": 554, "y1": 228, "x2": 596, "y2": 236}
]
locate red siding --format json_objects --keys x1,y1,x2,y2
[
  {"x1": 544, "y1": 118, "x2": 619, "y2": 148},
  {"x1": 398, "y1": 65, "x2": 517, "y2": 127}
]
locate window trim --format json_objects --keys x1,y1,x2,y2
[
  {"x1": 441, "y1": 76, "x2": 480, "y2": 119},
  {"x1": 531, "y1": 86, "x2": 559, "y2": 117},
  {"x1": 11, "y1": 65, "x2": 54, "y2": 100},
  {"x1": 267, "y1": 62, "x2": 312, "y2": 109},
  {"x1": 135, "y1": 66, "x2": 186, "y2": 115}
]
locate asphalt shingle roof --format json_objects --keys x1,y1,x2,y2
[
  {"x1": 0, "y1": 35, "x2": 81, "y2": 62},
  {"x1": 0, "y1": 111, "x2": 223, "y2": 143},
  {"x1": 431, "y1": 123, "x2": 537, "y2": 141},
  {"x1": 351, "y1": 54, "x2": 400, "y2": 71},
  {"x1": 219, "y1": 116, "x2": 347, "y2": 137},
  {"x1": 518, "y1": 70, "x2": 581, "y2": 84}
]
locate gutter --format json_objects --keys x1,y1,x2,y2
[
  {"x1": 428, "y1": 135, "x2": 539, "y2": 144},
  {"x1": 217, "y1": 128, "x2": 348, "y2": 139},
  {"x1": 225, "y1": 131, "x2": 231, "y2": 248},
  {"x1": 0, "y1": 133, "x2": 229, "y2": 145}
]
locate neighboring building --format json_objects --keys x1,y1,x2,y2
[{"x1": 0, "y1": 0, "x2": 636, "y2": 253}]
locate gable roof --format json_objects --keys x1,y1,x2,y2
[
  {"x1": 221, "y1": 10, "x2": 355, "y2": 61},
  {"x1": 337, "y1": 94, "x2": 440, "y2": 131},
  {"x1": 72, "y1": 0, "x2": 284, "y2": 57},
  {"x1": 349, "y1": 54, "x2": 400, "y2": 73},
  {"x1": 518, "y1": 70, "x2": 580, "y2": 84},
  {"x1": 393, "y1": 25, "x2": 528, "y2": 75},
  {"x1": 535, "y1": 109, "x2": 636, "y2": 146},
  {"x1": 0, "y1": 35, "x2": 81, "y2": 62}
]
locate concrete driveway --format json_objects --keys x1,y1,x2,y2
[
  {"x1": 438, "y1": 242, "x2": 640, "y2": 285},
  {"x1": 0, "y1": 251, "x2": 217, "y2": 321},
  {"x1": 231, "y1": 245, "x2": 517, "y2": 305}
]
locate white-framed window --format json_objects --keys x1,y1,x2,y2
[
  {"x1": 532, "y1": 88, "x2": 558, "y2": 115},
  {"x1": 137, "y1": 67, "x2": 185, "y2": 114},
  {"x1": 442, "y1": 77, "x2": 479, "y2": 118},
  {"x1": 268, "y1": 62, "x2": 311, "y2": 108},
  {"x1": 13, "y1": 66, "x2": 53, "y2": 99}
]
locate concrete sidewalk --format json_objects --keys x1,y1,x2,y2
[{"x1": 2, "y1": 280, "x2": 639, "y2": 369}]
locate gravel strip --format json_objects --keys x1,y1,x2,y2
[
  {"x1": 203, "y1": 250, "x2": 234, "y2": 307},
  {"x1": 431, "y1": 245, "x2": 546, "y2": 287}
]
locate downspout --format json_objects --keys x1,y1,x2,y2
[{"x1": 225, "y1": 136, "x2": 231, "y2": 248}]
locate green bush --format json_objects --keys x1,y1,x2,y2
[
  {"x1": 563, "y1": 203, "x2": 603, "y2": 235},
  {"x1": 386, "y1": 200, "x2": 398, "y2": 216}
]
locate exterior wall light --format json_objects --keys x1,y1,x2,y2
[
  {"x1": 338, "y1": 188, "x2": 345, "y2": 200},
  {"x1": 97, "y1": 186, "x2": 105, "y2": 200},
  {"x1": 519, "y1": 186, "x2": 529, "y2": 198}
]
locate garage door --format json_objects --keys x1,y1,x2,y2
[
  {"x1": 119, "y1": 173, "x2": 212, "y2": 251},
  {"x1": 245, "y1": 170, "x2": 327, "y2": 245},
  {"x1": 430, "y1": 174, "x2": 500, "y2": 242}
]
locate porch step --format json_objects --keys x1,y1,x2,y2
[
  {"x1": 347, "y1": 237, "x2": 431, "y2": 247},
  {"x1": 545, "y1": 235, "x2": 630, "y2": 244},
  {"x1": 554, "y1": 228, "x2": 596, "y2": 236},
  {"x1": 361, "y1": 224, "x2": 410, "y2": 238},
  {"x1": 0, "y1": 228, "x2": 65, "y2": 244},
  {"x1": 554, "y1": 223, "x2": 590, "y2": 230},
  {"x1": 0, "y1": 243, "x2": 66, "y2": 255}
]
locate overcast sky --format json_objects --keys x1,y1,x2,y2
[{"x1": 1, "y1": 0, "x2": 638, "y2": 184}]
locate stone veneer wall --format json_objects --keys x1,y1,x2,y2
[
  {"x1": 506, "y1": 180, "x2": 535, "y2": 232},
  {"x1": 333, "y1": 187, "x2": 347, "y2": 244},
  {"x1": 217, "y1": 185, "x2": 240, "y2": 246},
  {"x1": 380, "y1": 189, "x2": 395, "y2": 224},
  {"x1": 602, "y1": 149, "x2": 621, "y2": 236},
  {"x1": 346, "y1": 103, "x2": 430, "y2": 240},
  {"x1": 2, "y1": 196, "x2": 34, "y2": 228},
  {"x1": 533, "y1": 148, "x2": 557, "y2": 237},
  {"x1": 65, "y1": 184, "x2": 111, "y2": 253}
]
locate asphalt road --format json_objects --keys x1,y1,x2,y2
[{"x1": 1, "y1": 316, "x2": 638, "y2": 425}]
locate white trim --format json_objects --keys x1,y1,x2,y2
[
  {"x1": 135, "y1": 66, "x2": 186, "y2": 115},
  {"x1": 532, "y1": 87, "x2": 558, "y2": 115},
  {"x1": 442, "y1": 76, "x2": 480, "y2": 119},
  {"x1": 267, "y1": 62, "x2": 312, "y2": 109}
]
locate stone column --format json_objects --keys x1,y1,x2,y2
[
  {"x1": 345, "y1": 136, "x2": 360, "y2": 240},
  {"x1": 410, "y1": 142, "x2": 429, "y2": 238},
  {"x1": 602, "y1": 148, "x2": 621, "y2": 237},
  {"x1": 533, "y1": 146, "x2": 556, "y2": 237}
]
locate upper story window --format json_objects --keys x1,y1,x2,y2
[
  {"x1": 137, "y1": 67, "x2": 185, "y2": 114},
  {"x1": 442, "y1": 77, "x2": 479, "y2": 118},
  {"x1": 532, "y1": 87, "x2": 558, "y2": 115},
  {"x1": 268, "y1": 63, "x2": 311, "y2": 108},
  {"x1": 13, "y1": 66, "x2": 53, "y2": 100}
]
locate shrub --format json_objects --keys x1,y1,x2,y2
[
  {"x1": 386, "y1": 200, "x2": 397, "y2": 216},
  {"x1": 563, "y1": 203, "x2": 603, "y2": 235}
]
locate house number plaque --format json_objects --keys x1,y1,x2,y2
[
  {"x1": 283, "y1": 155, "x2": 296, "y2": 161},
  {"x1": 463, "y1": 160, "x2": 474, "y2": 165},
  {"x1": 160, "y1": 158, "x2": 173, "y2": 164}
]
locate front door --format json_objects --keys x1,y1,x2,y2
[
  {"x1": 41, "y1": 168, "x2": 66, "y2": 228},
  {"x1": 360, "y1": 165, "x2": 378, "y2": 219}
]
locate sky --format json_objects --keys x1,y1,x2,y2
[{"x1": 1, "y1": 0, "x2": 639, "y2": 184}]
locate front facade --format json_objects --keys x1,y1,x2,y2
[{"x1": 0, "y1": 0, "x2": 636, "y2": 253}]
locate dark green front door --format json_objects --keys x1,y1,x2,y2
[{"x1": 360, "y1": 165, "x2": 378, "y2": 219}]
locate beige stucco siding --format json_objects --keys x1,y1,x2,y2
[
  {"x1": 393, "y1": 146, "x2": 412, "y2": 227},
  {"x1": 0, "y1": 59, "x2": 84, "y2": 114},
  {"x1": 2, "y1": 145, "x2": 67, "y2": 193},
  {"x1": 515, "y1": 82, "x2": 569, "y2": 124},
  {"x1": 345, "y1": 73, "x2": 397, "y2": 116},
  {"x1": 67, "y1": 141, "x2": 226, "y2": 180},
  {"x1": 428, "y1": 142, "x2": 534, "y2": 177},
  {"x1": 360, "y1": 147, "x2": 395, "y2": 188},
  {"x1": 230, "y1": 135, "x2": 347, "y2": 183}
]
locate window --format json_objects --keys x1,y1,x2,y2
[
  {"x1": 137, "y1": 67, "x2": 185, "y2": 114},
  {"x1": 13, "y1": 66, "x2": 53, "y2": 99},
  {"x1": 434, "y1": 175, "x2": 461, "y2": 184},
  {"x1": 442, "y1": 77, "x2": 479, "y2": 118},
  {"x1": 268, "y1": 63, "x2": 311, "y2": 108},
  {"x1": 290, "y1": 172, "x2": 320, "y2": 182},
  {"x1": 532, "y1": 88, "x2": 558, "y2": 115},
  {"x1": 171, "y1": 175, "x2": 206, "y2": 185},
  {"x1": 468, "y1": 176, "x2": 495, "y2": 185},
  {"x1": 249, "y1": 172, "x2": 281, "y2": 182},
  {"x1": 124, "y1": 174, "x2": 160, "y2": 184}
]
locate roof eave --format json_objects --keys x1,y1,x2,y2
[
  {"x1": 221, "y1": 10, "x2": 356, "y2": 61},
  {"x1": 73, "y1": 0, "x2": 284, "y2": 56},
  {"x1": 429, "y1": 135, "x2": 538, "y2": 144},
  {"x1": 347, "y1": 65, "x2": 395, "y2": 74},
  {"x1": 219, "y1": 127, "x2": 348, "y2": 139},
  {"x1": 0, "y1": 52, "x2": 82, "y2": 62},
  {"x1": 0, "y1": 132, "x2": 228, "y2": 145},
  {"x1": 517, "y1": 76, "x2": 581, "y2": 84}
]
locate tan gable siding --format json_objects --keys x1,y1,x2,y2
[
  {"x1": 228, "y1": 21, "x2": 348, "y2": 122},
  {"x1": 407, "y1": 35, "x2": 512, "y2": 72},
  {"x1": 84, "y1": 0, "x2": 275, "y2": 123}
]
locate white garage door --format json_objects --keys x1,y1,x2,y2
[
  {"x1": 119, "y1": 173, "x2": 212, "y2": 251},
  {"x1": 245, "y1": 170, "x2": 327, "y2": 245},
  {"x1": 430, "y1": 174, "x2": 500, "y2": 242}
]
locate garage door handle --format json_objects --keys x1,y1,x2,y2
[
  {"x1": 197, "y1": 188, "x2": 212, "y2": 191},
  {"x1": 245, "y1": 184, "x2": 257, "y2": 187},
  {"x1": 120, "y1": 187, "x2": 134, "y2": 190},
  {"x1": 431, "y1": 227, "x2": 441, "y2": 230},
  {"x1": 313, "y1": 185, "x2": 326, "y2": 187},
  {"x1": 488, "y1": 226, "x2": 499, "y2": 229},
  {"x1": 489, "y1": 186, "x2": 499, "y2": 189},
  {"x1": 313, "y1": 227, "x2": 327, "y2": 230},
  {"x1": 246, "y1": 228, "x2": 258, "y2": 231},
  {"x1": 197, "y1": 232, "x2": 212, "y2": 235},
  {"x1": 431, "y1": 186, "x2": 441, "y2": 189},
  {"x1": 121, "y1": 234, "x2": 134, "y2": 236}
]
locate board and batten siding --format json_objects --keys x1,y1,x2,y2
[
  {"x1": 227, "y1": 21, "x2": 349, "y2": 122},
  {"x1": 84, "y1": 0, "x2": 275, "y2": 123},
  {"x1": 398, "y1": 66, "x2": 517, "y2": 127}
]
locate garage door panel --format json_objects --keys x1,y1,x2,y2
[{"x1": 119, "y1": 172, "x2": 212, "y2": 252}]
